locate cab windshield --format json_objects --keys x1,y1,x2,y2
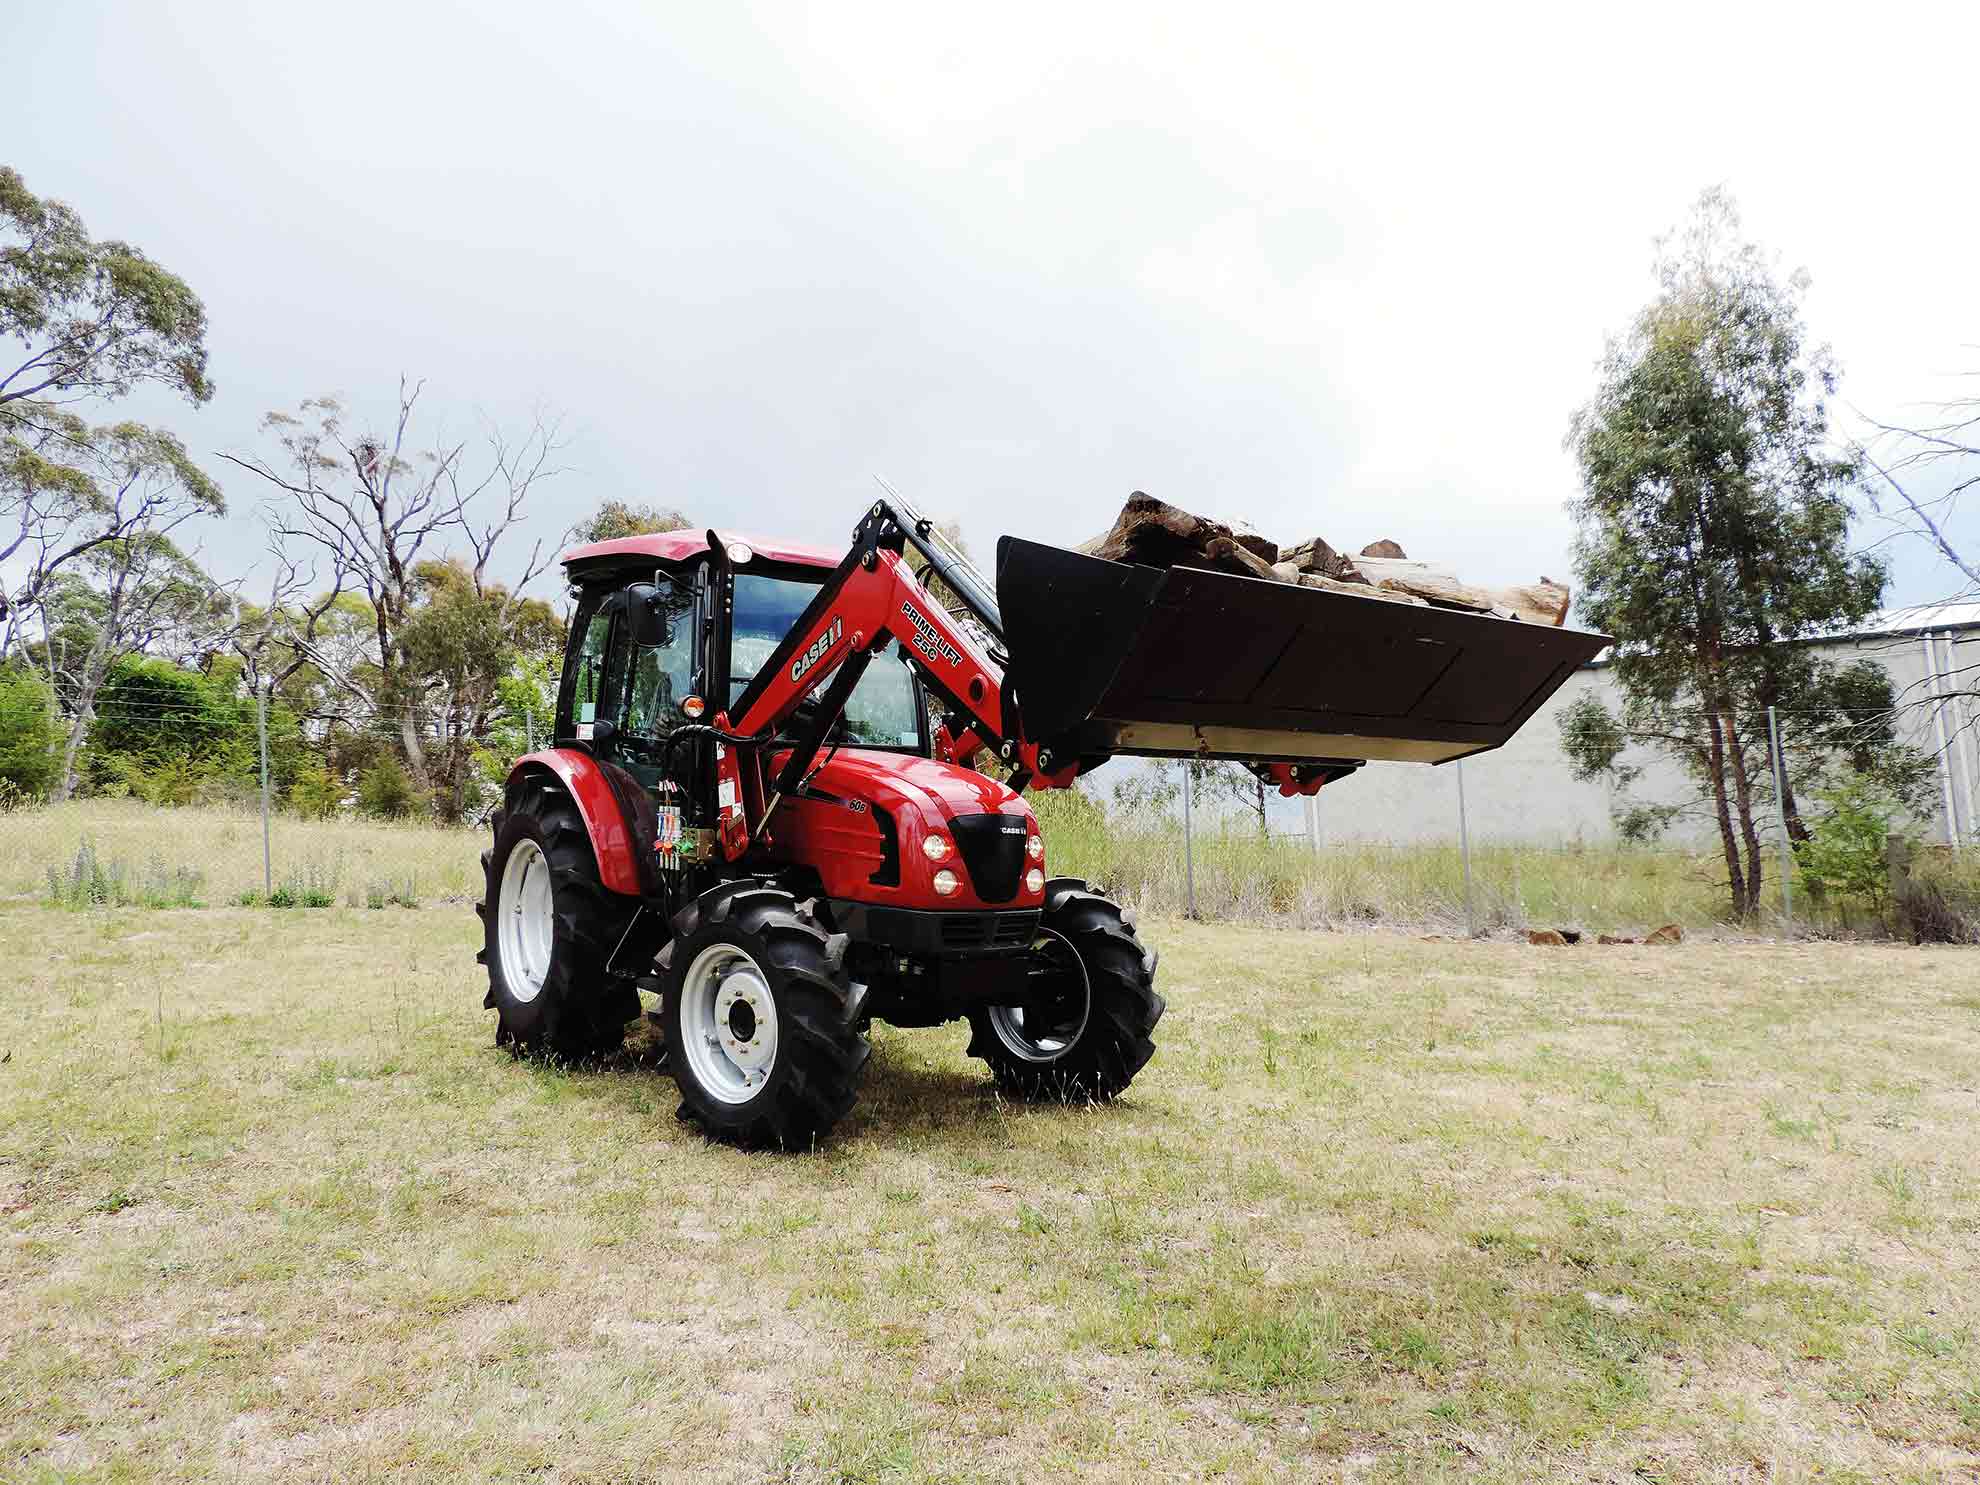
[{"x1": 730, "y1": 572, "x2": 925, "y2": 751}]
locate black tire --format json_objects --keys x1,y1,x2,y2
[
  {"x1": 661, "y1": 883, "x2": 870, "y2": 1149},
  {"x1": 476, "y1": 780, "x2": 641, "y2": 1059},
  {"x1": 967, "y1": 878, "x2": 1164, "y2": 1102}
]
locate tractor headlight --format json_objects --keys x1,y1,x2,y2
[
  {"x1": 1025, "y1": 867, "x2": 1045, "y2": 895},
  {"x1": 1025, "y1": 834, "x2": 1044, "y2": 862},
  {"x1": 932, "y1": 868, "x2": 961, "y2": 897},
  {"x1": 921, "y1": 834, "x2": 952, "y2": 862}
]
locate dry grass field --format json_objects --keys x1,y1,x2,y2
[
  {"x1": 5, "y1": 858, "x2": 1979, "y2": 1482},
  {"x1": 7, "y1": 797, "x2": 1764, "y2": 934}
]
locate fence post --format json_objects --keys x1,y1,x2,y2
[
  {"x1": 257, "y1": 680, "x2": 272, "y2": 899},
  {"x1": 1182, "y1": 764, "x2": 1197, "y2": 919},
  {"x1": 1768, "y1": 705, "x2": 1793, "y2": 926},
  {"x1": 1456, "y1": 756, "x2": 1476, "y2": 938},
  {"x1": 524, "y1": 704, "x2": 534, "y2": 753}
]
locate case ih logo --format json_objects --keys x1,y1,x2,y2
[
  {"x1": 901, "y1": 601, "x2": 963, "y2": 667},
  {"x1": 790, "y1": 616, "x2": 844, "y2": 683}
]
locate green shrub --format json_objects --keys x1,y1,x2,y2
[
  {"x1": 95, "y1": 752, "x2": 205, "y2": 807},
  {"x1": 1794, "y1": 779, "x2": 1900, "y2": 911},
  {"x1": 84, "y1": 655, "x2": 306, "y2": 802},
  {"x1": 288, "y1": 760, "x2": 345, "y2": 819},
  {"x1": 358, "y1": 757, "x2": 422, "y2": 819},
  {"x1": 0, "y1": 666, "x2": 63, "y2": 800}
]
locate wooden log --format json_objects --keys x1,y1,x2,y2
[
  {"x1": 1085, "y1": 492, "x2": 1289, "y2": 579},
  {"x1": 1085, "y1": 491, "x2": 1236, "y2": 570},
  {"x1": 1078, "y1": 492, "x2": 1568, "y2": 624},
  {"x1": 1375, "y1": 573, "x2": 1499, "y2": 613},
  {"x1": 1226, "y1": 521, "x2": 1279, "y2": 565},
  {"x1": 1371, "y1": 571, "x2": 1570, "y2": 625},
  {"x1": 1297, "y1": 572, "x2": 1426, "y2": 605},
  {"x1": 1198, "y1": 535, "x2": 1283, "y2": 581},
  {"x1": 1496, "y1": 579, "x2": 1571, "y2": 627},
  {"x1": 1281, "y1": 536, "x2": 1365, "y2": 583}
]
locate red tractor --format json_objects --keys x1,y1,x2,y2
[{"x1": 477, "y1": 497, "x2": 1603, "y2": 1146}]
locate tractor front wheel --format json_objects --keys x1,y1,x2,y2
[
  {"x1": 967, "y1": 879, "x2": 1164, "y2": 1102},
  {"x1": 662, "y1": 884, "x2": 870, "y2": 1149},
  {"x1": 477, "y1": 782, "x2": 641, "y2": 1059}
]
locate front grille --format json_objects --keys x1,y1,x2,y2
[
  {"x1": 949, "y1": 812, "x2": 1026, "y2": 903},
  {"x1": 939, "y1": 910, "x2": 1039, "y2": 951}
]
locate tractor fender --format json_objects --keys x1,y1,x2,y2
[{"x1": 505, "y1": 750, "x2": 643, "y2": 897}]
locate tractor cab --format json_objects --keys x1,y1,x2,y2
[
  {"x1": 551, "y1": 529, "x2": 1035, "y2": 928},
  {"x1": 558, "y1": 529, "x2": 934, "y2": 805}
]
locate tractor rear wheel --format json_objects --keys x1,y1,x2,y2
[
  {"x1": 662, "y1": 883, "x2": 870, "y2": 1149},
  {"x1": 967, "y1": 879, "x2": 1164, "y2": 1102},
  {"x1": 477, "y1": 781, "x2": 641, "y2": 1059}
]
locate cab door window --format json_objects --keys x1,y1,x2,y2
[
  {"x1": 568, "y1": 606, "x2": 614, "y2": 729},
  {"x1": 622, "y1": 580, "x2": 698, "y2": 736}
]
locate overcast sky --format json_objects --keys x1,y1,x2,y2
[{"x1": 11, "y1": 1, "x2": 1977, "y2": 610}]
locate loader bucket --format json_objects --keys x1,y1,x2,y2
[{"x1": 994, "y1": 536, "x2": 1609, "y2": 766}]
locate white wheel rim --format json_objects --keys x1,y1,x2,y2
[
  {"x1": 680, "y1": 943, "x2": 780, "y2": 1105},
  {"x1": 497, "y1": 838, "x2": 555, "y2": 1004},
  {"x1": 989, "y1": 927, "x2": 1091, "y2": 1064}
]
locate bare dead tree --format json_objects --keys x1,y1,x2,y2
[
  {"x1": 457, "y1": 409, "x2": 565, "y2": 601},
  {"x1": 225, "y1": 525, "x2": 351, "y2": 698},
  {"x1": 219, "y1": 379, "x2": 568, "y2": 794},
  {"x1": 1860, "y1": 370, "x2": 1980, "y2": 756},
  {"x1": 1853, "y1": 372, "x2": 1980, "y2": 795},
  {"x1": 1860, "y1": 397, "x2": 1980, "y2": 594}
]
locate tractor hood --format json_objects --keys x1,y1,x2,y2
[
  {"x1": 764, "y1": 747, "x2": 1039, "y2": 911},
  {"x1": 777, "y1": 748, "x2": 1028, "y2": 831}
]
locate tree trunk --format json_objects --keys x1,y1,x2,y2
[
  {"x1": 398, "y1": 711, "x2": 431, "y2": 795},
  {"x1": 52, "y1": 663, "x2": 106, "y2": 802},
  {"x1": 52, "y1": 703, "x2": 91, "y2": 804},
  {"x1": 1774, "y1": 733, "x2": 1810, "y2": 844},
  {"x1": 1723, "y1": 721, "x2": 1766, "y2": 917},
  {"x1": 1703, "y1": 714, "x2": 1746, "y2": 919}
]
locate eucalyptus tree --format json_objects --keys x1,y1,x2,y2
[
  {"x1": 1560, "y1": 188, "x2": 1925, "y2": 919},
  {"x1": 572, "y1": 500, "x2": 692, "y2": 544},
  {"x1": 1, "y1": 165, "x2": 220, "y2": 659}
]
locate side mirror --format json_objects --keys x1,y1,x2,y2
[{"x1": 626, "y1": 582, "x2": 669, "y2": 648}]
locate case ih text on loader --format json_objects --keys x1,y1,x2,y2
[{"x1": 476, "y1": 497, "x2": 1607, "y2": 1147}]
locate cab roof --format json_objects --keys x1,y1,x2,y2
[{"x1": 562, "y1": 528, "x2": 843, "y2": 573}]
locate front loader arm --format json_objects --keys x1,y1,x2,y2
[{"x1": 726, "y1": 539, "x2": 1053, "y2": 790}]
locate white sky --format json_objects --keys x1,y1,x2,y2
[{"x1": 10, "y1": 0, "x2": 1977, "y2": 607}]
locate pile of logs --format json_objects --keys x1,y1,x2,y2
[{"x1": 1077, "y1": 491, "x2": 1570, "y2": 626}]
